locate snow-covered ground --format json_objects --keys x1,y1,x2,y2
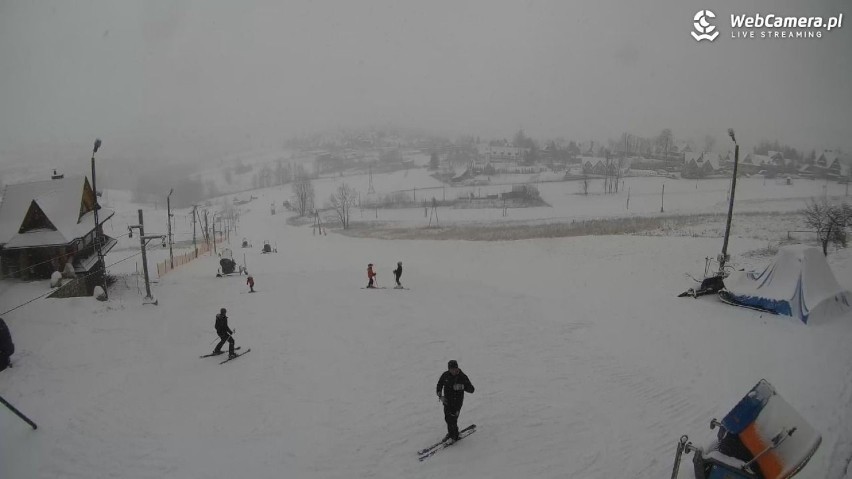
[{"x1": 1, "y1": 170, "x2": 851, "y2": 478}]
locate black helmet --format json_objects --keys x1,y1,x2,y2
[
  {"x1": 220, "y1": 308, "x2": 227, "y2": 314},
  {"x1": 398, "y1": 261, "x2": 402, "y2": 265},
  {"x1": 448, "y1": 360, "x2": 459, "y2": 370}
]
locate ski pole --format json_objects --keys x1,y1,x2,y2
[
  {"x1": 210, "y1": 329, "x2": 235, "y2": 345},
  {"x1": 0, "y1": 395, "x2": 38, "y2": 430}
]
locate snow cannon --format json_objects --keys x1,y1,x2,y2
[
  {"x1": 262, "y1": 241, "x2": 272, "y2": 254},
  {"x1": 220, "y1": 257, "x2": 237, "y2": 275},
  {"x1": 217, "y1": 248, "x2": 244, "y2": 276},
  {"x1": 671, "y1": 379, "x2": 820, "y2": 479},
  {"x1": 241, "y1": 237, "x2": 249, "y2": 248}
]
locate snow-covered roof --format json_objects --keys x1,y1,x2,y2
[
  {"x1": 683, "y1": 152, "x2": 702, "y2": 163},
  {"x1": 749, "y1": 154, "x2": 772, "y2": 166},
  {"x1": 705, "y1": 150, "x2": 731, "y2": 162},
  {"x1": 701, "y1": 156, "x2": 722, "y2": 170},
  {"x1": 0, "y1": 175, "x2": 114, "y2": 247},
  {"x1": 818, "y1": 150, "x2": 840, "y2": 164},
  {"x1": 767, "y1": 150, "x2": 783, "y2": 160}
]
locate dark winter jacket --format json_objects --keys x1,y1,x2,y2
[
  {"x1": 393, "y1": 264, "x2": 402, "y2": 280},
  {"x1": 0, "y1": 317, "x2": 14, "y2": 358},
  {"x1": 215, "y1": 313, "x2": 232, "y2": 336},
  {"x1": 436, "y1": 370, "x2": 474, "y2": 408}
]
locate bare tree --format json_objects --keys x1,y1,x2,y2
[
  {"x1": 613, "y1": 157, "x2": 624, "y2": 193},
  {"x1": 291, "y1": 165, "x2": 315, "y2": 217},
  {"x1": 275, "y1": 159, "x2": 291, "y2": 186},
  {"x1": 803, "y1": 198, "x2": 851, "y2": 255},
  {"x1": 329, "y1": 183, "x2": 358, "y2": 229}
]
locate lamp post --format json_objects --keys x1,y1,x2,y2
[
  {"x1": 167, "y1": 188, "x2": 174, "y2": 269},
  {"x1": 90, "y1": 138, "x2": 107, "y2": 299},
  {"x1": 719, "y1": 128, "x2": 740, "y2": 274}
]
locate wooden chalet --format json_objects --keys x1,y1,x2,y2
[{"x1": 0, "y1": 175, "x2": 116, "y2": 289}]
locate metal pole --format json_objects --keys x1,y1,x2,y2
[
  {"x1": 660, "y1": 184, "x2": 665, "y2": 213},
  {"x1": 90, "y1": 139, "x2": 107, "y2": 299},
  {"x1": 167, "y1": 190, "x2": 174, "y2": 269},
  {"x1": 138, "y1": 209, "x2": 153, "y2": 300},
  {"x1": 719, "y1": 143, "x2": 739, "y2": 273},
  {"x1": 192, "y1": 205, "x2": 197, "y2": 258},
  {"x1": 0, "y1": 395, "x2": 37, "y2": 430},
  {"x1": 212, "y1": 215, "x2": 217, "y2": 255}
]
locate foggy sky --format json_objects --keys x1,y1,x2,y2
[{"x1": 1, "y1": 0, "x2": 850, "y2": 165}]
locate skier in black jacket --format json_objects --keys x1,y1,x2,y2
[
  {"x1": 393, "y1": 261, "x2": 403, "y2": 288},
  {"x1": 213, "y1": 308, "x2": 236, "y2": 358},
  {"x1": 436, "y1": 359, "x2": 474, "y2": 443},
  {"x1": 0, "y1": 317, "x2": 14, "y2": 372}
]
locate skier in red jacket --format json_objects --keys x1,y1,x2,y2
[{"x1": 366, "y1": 264, "x2": 377, "y2": 288}]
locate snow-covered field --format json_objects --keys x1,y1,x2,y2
[{"x1": 1, "y1": 169, "x2": 851, "y2": 479}]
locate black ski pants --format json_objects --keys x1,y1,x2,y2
[
  {"x1": 443, "y1": 402, "x2": 462, "y2": 439},
  {"x1": 214, "y1": 332, "x2": 235, "y2": 355}
]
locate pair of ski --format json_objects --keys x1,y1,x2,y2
[
  {"x1": 200, "y1": 347, "x2": 251, "y2": 364},
  {"x1": 417, "y1": 424, "x2": 476, "y2": 461}
]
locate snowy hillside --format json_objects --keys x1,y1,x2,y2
[{"x1": 1, "y1": 170, "x2": 851, "y2": 479}]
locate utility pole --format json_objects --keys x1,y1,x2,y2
[
  {"x1": 191, "y1": 205, "x2": 198, "y2": 258},
  {"x1": 203, "y1": 210, "x2": 209, "y2": 248},
  {"x1": 198, "y1": 210, "x2": 210, "y2": 251},
  {"x1": 167, "y1": 189, "x2": 174, "y2": 269},
  {"x1": 128, "y1": 209, "x2": 165, "y2": 305},
  {"x1": 90, "y1": 138, "x2": 108, "y2": 299}
]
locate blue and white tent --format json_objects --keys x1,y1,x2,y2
[{"x1": 721, "y1": 245, "x2": 851, "y2": 324}]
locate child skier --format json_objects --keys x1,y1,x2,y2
[
  {"x1": 366, "y1": 264, "x2": 377, "y2": 288},
  {"x1": 246, "y1": 275, "x2": 255, "y2": 293}
]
